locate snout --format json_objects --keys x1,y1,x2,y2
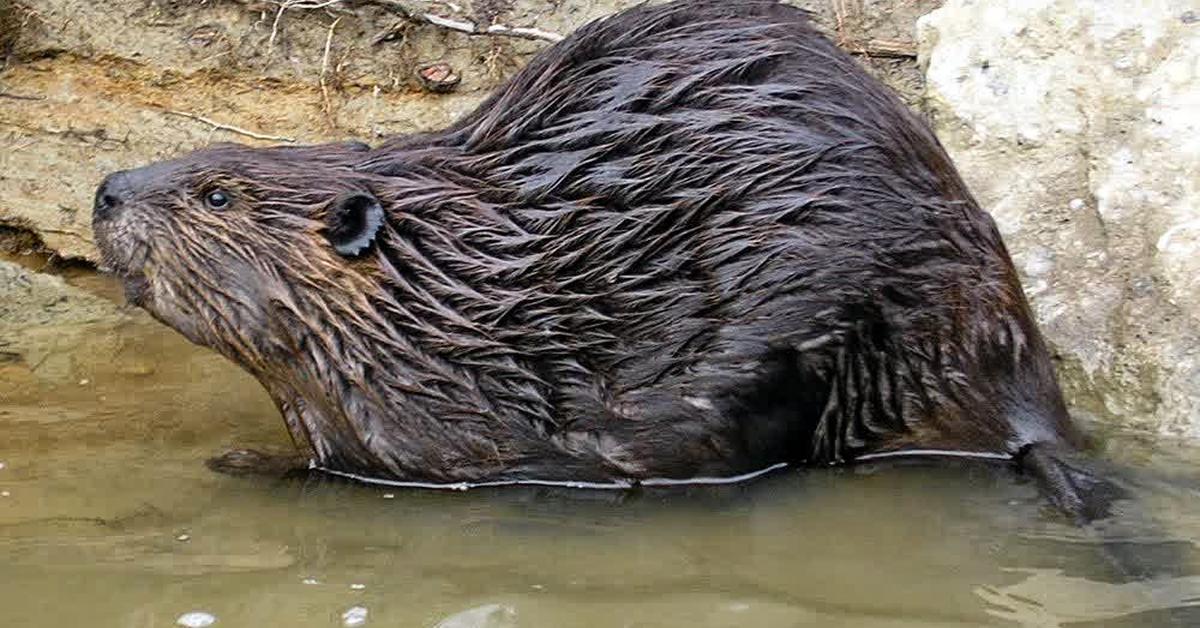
[
  {"x1": 91, "y1": 168, "x2": 152, "y2": 280},
  {"x1": 90, "y1": 163, "x2": 177, "y2": 309},
  {"x1": 93, "y1": 171, "x2": 134, "y2": 223},
  {"x1": 93, "y1": 163, "x2": 169, "y2": 223}
]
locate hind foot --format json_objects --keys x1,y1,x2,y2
[{"x1": 206, "y1": 448, "x2": 311, "y2": 478}]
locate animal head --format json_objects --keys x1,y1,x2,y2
[{"x1": 91, "y1": 142, "x2": 388, "y2": 367}]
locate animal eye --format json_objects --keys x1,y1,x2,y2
[{"x1": 204, "y1": 189, "x2": 231, "y2": 210}]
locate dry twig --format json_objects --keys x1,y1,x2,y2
[
  {"x1": 368, "y1": 0, "x2": 563, "y2": 41},
  {"x1": 831, "y1": 0, "x2": 850, "y2": 47},
  {"x1": 269, "y1": 0, "x2": 345, "y2": 49},
  {"x1": 0, "y1": 91, "x2": 46, "y2": 101},
  {"x1": 256, "y1": 0, "x2": 564, "y2": 44},
  {"x1": 845, "y1": 39, "x2": 917, "y2": 59},
  {"x1": 827, "y1": 2, "x2": 917, "y2": 59},
  {"x1": 162, "y1": 109, "x2": 296, "y2": 143}
]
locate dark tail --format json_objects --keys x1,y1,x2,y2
[
  {"x1": 1016, "y1": 442, "x2": 1197, "y2": 592},
  {"x1": 1016, "y1": 442, "x2": 1125, "y2": 526}
]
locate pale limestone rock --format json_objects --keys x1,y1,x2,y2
[{"x1": 920, "y1": 0, "x2": 1200, "y2": 435}]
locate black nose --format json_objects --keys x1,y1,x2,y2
[{"x1": 93, "y1": 172, "x2": 133, "y2": 222}]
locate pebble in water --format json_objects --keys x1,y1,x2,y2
[
  {"x1": 433, "y1": 604, "x2": 517, "y2": 628},
  {"x1": 176, "y1": 611, "x2": 216, "y2": 627},
  {"x1": 350, "y1": 583, "x2": 366, "y2": 590},
  {"x1": 342, "y1": 606, "x2": 369, "y2": 627},
  {"x1": 176, "y1": 534, "x2": 191, "y2": 542},
  {"x1": 302, "y1": 578, "x2": 320, "y2": 585}
]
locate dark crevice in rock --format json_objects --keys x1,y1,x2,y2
[{"x1": 0, "y1": 223, "x2": 99, "y2": 276}]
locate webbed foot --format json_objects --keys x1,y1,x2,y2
[{"x1": 206, "y1": 448, "x2": 310, "y2": 478}]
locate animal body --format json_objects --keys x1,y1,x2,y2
[{"x1": 92, "y1": 0, "x2": 1111, "y2": 520}]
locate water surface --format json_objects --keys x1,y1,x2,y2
[{"x1": 1, "y1": 265, "x2": 1198, "y2": 628}]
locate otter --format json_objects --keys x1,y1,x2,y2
[{"x1": 92, "y1": 0, "x2": 1113, "y2": 520}]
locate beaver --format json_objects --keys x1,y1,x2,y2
[{"x1": 92, "y1": 0, "x2": 1114, "y2": 521}]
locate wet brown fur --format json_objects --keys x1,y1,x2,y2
[{"x1": 93, "y1": 0, "x2": 1085, "y2": 485}]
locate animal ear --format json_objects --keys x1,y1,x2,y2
[{"x1": 325, "y1": 192, "x2": 385, "y2": 257}]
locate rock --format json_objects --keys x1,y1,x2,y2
[
  {"x1": 417, "y1": 62, "x2": 463, "y2": 93},
  {"x1": 434, "y1": 604, "x2": 517, "y2": 628},
  {"x1": 919, "y1": 0, "x2": 1200, "y2": 435},
  {"x1": 0, "y1": 259, "x2": 118, "y2": 329},
  {"x1": 0, "y1": 259, "x2": 130, "y2": 383}
]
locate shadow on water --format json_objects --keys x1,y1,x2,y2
[{"x1": 1, "y1": 259, "x2": 1198, "y2": 627}]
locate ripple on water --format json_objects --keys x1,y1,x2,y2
[
  {"x1": 341, "y1": 606, "x2": 368, "y2": 627},
  {"x1": 976, "y1": 569, "x2": 1200, "y2": 625}
]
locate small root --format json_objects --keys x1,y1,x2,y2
[
  {"x1": 319, "y1": 15, "x2": 343, "y2": 129},
  {"x1": 243, "y1": 0, "x2": 563, "y2": 45},
  {"x1": 161, "y1": 109, "x2": 296, "y2": 143},
  {"x1": 845, "y1": 39, "x2": 917, "y2": 59}
]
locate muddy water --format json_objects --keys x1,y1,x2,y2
[{"x1": 1, "y1": 265, "x2": 1199, "y2": 627}]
